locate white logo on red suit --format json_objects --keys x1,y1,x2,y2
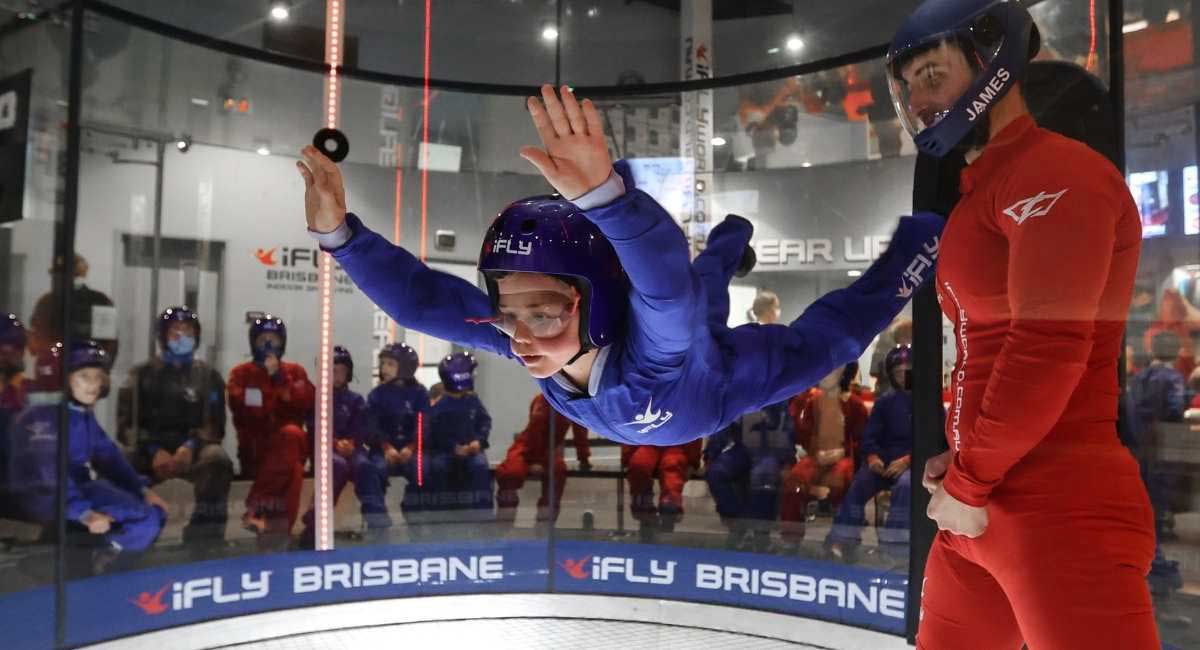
[{"x1": 1003, "y1": 189, "x2": 1069, "y2": 225}]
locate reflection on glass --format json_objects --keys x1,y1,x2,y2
[{"x1": 1129, "y1": 170, "x2": 1171, "y2": 238}]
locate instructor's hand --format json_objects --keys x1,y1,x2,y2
[
  {"x1": 922, "y1": 449, "x2": 953, "y2": 494},
  {"x1": 297, "y1": 145, "x2": 348, "y2": 233},
  {"x1": 927, "y1": 485, "x2": 988, "y2": 538},
  {"x1": 521, "y1": 84, "x2": 612, "y2": 200}
]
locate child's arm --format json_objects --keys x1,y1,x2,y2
[
  {"x1": 474, "y1": 399, "x2": 493, "y2": 449},
  {"x1": 90, "y1": 426, "x2": 148, "y2": 497},
  {"x1": 298, "y1": 147, "x2": 512, "y2": 359},
  {"x1": 523, "y1": 85, "x2": 694, "y2": 362},
  {"x1": 860, "y1": 406, "x2": 886, "y2": 467}
]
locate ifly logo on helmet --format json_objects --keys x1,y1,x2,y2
[
  {"x1": 966, "y1": 68, "x2": 1011, "y2": 122},
  {"x1": 130, "y1": 571, "x2": 271, "y2": 615},
  {"x1": 492, "y1": 238, "x2": 533, "y2": 256}
]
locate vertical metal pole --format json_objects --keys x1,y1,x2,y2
[
  {"x1": 147, "y1": 139, "x2": 164, "y2": 359},
  {"x1": 905, "y1": 150, "x2": 961, "y2": 643},
  {"x1": 1108, "y1": 0, "x2": 1125, "y2": 174},
  {"x1": 554, "y1": 0, "x2": 562, "y2": 88},
  {"x1": 56, "y1": 1, "x2": 86, "y2": 646}
]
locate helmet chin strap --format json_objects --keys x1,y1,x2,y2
[{"x1": 565, "y1": 344, "x2": 591, "y2": 366}]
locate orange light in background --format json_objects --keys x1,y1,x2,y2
[
  {"x1": 1086, "y1": 0, "x2": 1097, "y2": 72},
  {"x1": 315, "y1": 0, "x2": 345, "y2": 553},
  {"x1": 417, "y1": 0, "x2": 432, "y2": 382}
]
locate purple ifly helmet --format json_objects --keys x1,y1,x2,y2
[
  {"x1": 64, "y1": 339, "x2": 111, "y2": 372},
  {"x1": 477, "y1": 195, "x2": 628, "y2": 360},
  {"x1": 333, "y1": 344, "x2": 354, "y2": 380},
  {"x1": 249, "y1": 314, "x2": 287, "y2": 362},
  {"x1": 886, "y1": 344, "x2": 914, "y2": 390},
  {"x1": 0, "y1": 313, "x2": 26, "y2": 348},
  {"x1": 438, "y1": 351, "x2": 477, "y2": 393},
  {"x1": 379, "y1": 342, "x2": 420, "y2": 381},
  {"x1": 158, "y1": 305, "x2": 201, "y2": 348},
  {"x1": 34, "y1": 339, "x2": 111, "y2": 394}
]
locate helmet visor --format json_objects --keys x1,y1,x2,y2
[{"x1": 887, "y1": 18, "x2": 1009, "y2": 141}]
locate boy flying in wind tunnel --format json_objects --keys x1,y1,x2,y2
[{"x1": 298, "y1": 85, "x2": 943, "y2": 445}]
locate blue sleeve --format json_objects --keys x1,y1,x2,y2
[
  {"x1": 425, "y1": 406, "x2": 451, "y2": 453},
  {"x1": 792, "y1": 212, "x2": 943, "y2": 368},
  {"x1": 327, "y1": 213, "x2": 513, "y2": 359},
  {"x1": 349, "y1": 394, "x2": 369, "y2": 446},
  {"x1": 860, "y1": 403, "x2": 886, "y2": 460},
  {"x1": 365, "y1": 390, "x2": 389, "y2": 449},
  {"x1": 65, "y1": 481, "x2": 91, "y2": 522},
  {"x1": 747, "y1": 213, "x2": 943, "y2": 408},
  {"x1": 1167, "y1": 371, "x2": 1187, "y2": 423},
  {"x1": 475, "y1": 398, "x2": 492, "y2": 449},
  {"x1": 90, "y1": 428, "x2": 146, "y2": 496},
  {"x1": 582, "y1": 162, "x2": 696, "y2": 363}
]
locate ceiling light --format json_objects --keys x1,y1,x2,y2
[
  {"x1": 786, "y1": 35, "x2": 804, "y2": 52},
  {"x1": 711, "y1": 136, "x2": 727, "y2": 147}
]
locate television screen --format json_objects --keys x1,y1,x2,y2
[{"x1": 1128, "y1": 170, "x2": 1169, "y2": 238}]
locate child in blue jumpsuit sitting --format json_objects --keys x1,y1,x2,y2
[
  {"x1": 299, "y1": 345, "x2": 367, "y2": 547},
  {"x1": 357, "y1": 342, "x2": 430, "y2": 534},
  {"x1": 8, "y1": 340, "x2": 168, "y2": 573},
  {"x1": 423, "y1": 353, "x2": 493, "y2": 519},
  {"x1": 826, "y1": 345, "x2": 931, "y2": 564},
  {"x1": 704, "y1": 399, "x2": 795, "y2": 552},
  {"x1": 297, "y1": 85, "x2": 943, "y2": 445}
]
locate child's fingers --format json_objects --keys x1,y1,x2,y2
[
  {"x1": 560, "y1": 85, "x2": 588, "y2": 136},
  {"x1": 582, "y1": 99, "x2": 605, "y2": 141},
  {"x1": 519, "y1": 145, "x2": 557, "y2": 178},
  {"x1": 527, "y1": 96, "x2": 559, "y2": 145},
  {"x1": 296, "y1": 160, "x2": 315, "y2": 188},
  {"x1": 300, "y1": 146, "x2": 331, "y2": 186},
  {"x1": 540, "y1": 83, "x2": 572, "y2": 138}
]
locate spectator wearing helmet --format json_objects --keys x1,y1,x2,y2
[
  {"x1": 420, "y1": 352, "x2": 493, "y2": 518},
  {"x1": 356, "y1": 342, "x2": 430, "y2": 533},
  {"x1": 117, "y1": 307, "x2": 232, "y2": 550},
  {"x1": 777, "y1": 364, "x2": 868, "y2": 544},
  {"x1": 825, "y1": 345, "x2": 933, "y2": 564},
  {"x1": 8, "y1": 340, "x2": 167, "y2": 573},
  {"x1": 298, "y1": 346, "x2": 367, "y2": 548},
  {"x1": 297, "y1": 84, "x2": 941, "y2": 448},
  {"x1": 227, "y1": 314, "x2": 314, "y2": 546}
]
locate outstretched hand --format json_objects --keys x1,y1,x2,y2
[
  {"x1": 521, "y1": 84, "x2": 613, "y2": 200},
  {"x1": 297, "y1": 145, "x2": 348, "y2": 233}
]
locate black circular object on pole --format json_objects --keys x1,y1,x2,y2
[{"x1": 313, "y1": 128, "x2": 349, "y2": 162}]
